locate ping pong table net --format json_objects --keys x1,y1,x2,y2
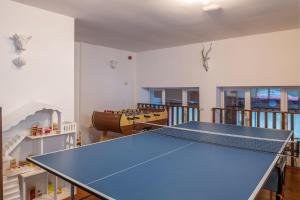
[{"x1": 133, "y1": 121, "x2": 299, "y2": 157}]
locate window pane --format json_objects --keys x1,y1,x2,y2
[
  {"x1": 288, "y1": 89, "x2": 300, "y2": 111},
  {"x1": 166, "y1": 89, "x2": 182, "y2": 106},
  {"x1": 150, "y1": 89, "x2": 162, "y2": 105},
  {"x1": 251, "y1": 88, "x2": 280, "y2": 110},
  {"x1": 187, "y1": 89, "x2": 199, "y2": 106},
  {"x1": 224, "y1": 89, "x2": 245, "y2": 125},
  {"x1": 224, "y1": 89, "x2": 245, "y2": 108},
  {"x1": 288, "y1": 89, "x2": 300, "y2": 138}
]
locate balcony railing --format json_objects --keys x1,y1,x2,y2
[
  {"x1": 212, "y1": 107, "x2": 300, "y2": 167},
  {"x1": 137, "y1": 103, "x2": 201, "y2": 126}
]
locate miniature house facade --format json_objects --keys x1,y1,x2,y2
[{"x1": 2, "y1": 101, "x2": 77, "y2": 200}]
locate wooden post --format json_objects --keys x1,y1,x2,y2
[
  {"x1": 291, "y1": 113, "x2": 295, "y2": 167},
  {"x1": 212, "y1": 108, "x2": 216, "y2": 123},
  {"x1": 176, "y1": 107, "x2": 180, "y2": 125},
  {"x1": 264, "y1": 112, "x2": 268, "y2": 128},
  {"x1": 181, "y1": 107, "x2": 185, "y2": 124},
  {"x1": 220, "y1": 109, "x2": 223, "y2": 124},
  {"x1": 167, "y1": 106, "x2": 170, "y2": 126},
  {"x1": 281, "y1": 112, "x2": 285, "y2": 130},
  {"x1": 171, "y1": 107, "x2": 174, "y2": 126},
  {"x1": 241, "y1": 110, "x2": 245, "y2": 126},
  {"x1": 0, "y1": 107, "x2": 3, "y2": 200},
  {"x1": 249, "y1": 111, "x2": 252, "y2": 127},
  {"x1": 192, "y1": 108, "x2": 195, "y2": 121},
  {"x1": 257, "y1": 111, "x2": 260, "y2": 128},
  {"x1": 273, "y1": 112, "x2": 276, "y2": 129}
]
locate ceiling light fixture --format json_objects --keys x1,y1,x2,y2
[
  {"x1": 201, "y1": 0, "x2": 211, "y2": 5},
  {"x1": 184, "y1": 0, "x2": 210, "y2": 4},
  {"x1": 202, "y1": 4, "x2": 221, "y2": 11},
  {"x1": 185, "y1": 0, "x2": 196, "y2": 4}
]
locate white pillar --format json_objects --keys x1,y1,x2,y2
[
  {"x1": 182, "y1": 89, "x2": 187, "y2": 106},
  {"x1": 245, "y1": 88, "x2": 251, "y2": 126},
  {"x1": 53, "y1": 177, "x2": 58, "y2": 200},
  {"x1": 162, "y1": 89, "x2": 166, "y2": 105},
  {"x1": 245, "y1": 88, "x2": 251, "y2": 110},
  {"x1": 220, "y1": 88, "x2": 225, "y2": 108},
  {"x1": 281, "y1": 88, "x2": 288, "y2": 112}
]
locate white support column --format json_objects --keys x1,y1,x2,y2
[
  {"x1": 40, "y1": 138, "x2": 44, "y2": 155},
  {"x1": 281, "y1": 88, "x2": 288, "y2": 130},
  {"x1": 182, "y1": 89, "x2": 187, "y2": 106},
  {"x1": 46, "y1": 173, "x2": 49, "y2": 195},
  {"x1": 22, "y1": 177, "x2": 26, "y2": 200},
  {"x1": 220, "y1": 88, "x2": 225, "y2": 108},
  {"x1": 162, "y1": 89, "x2": 166, "y2": 105},
  {"x1": 245, "y1": 88, "x2": 251, "y2": 110},
  {"x1": 245, "y1": 88, "x2": 251, "y2": 126},
  {"x1": 281, "y1": 88, "x2": 288, "y2": 112},
  {"x1": 54, "y1": 177, "x2": 58, "y2": 200}
]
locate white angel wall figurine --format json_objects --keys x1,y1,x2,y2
[{"x1": 10, "y1": 34, "x2": 32, "y2": 67}]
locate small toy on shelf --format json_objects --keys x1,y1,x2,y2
[
  {"x1": 31, "y1": 124, "x2": 55, "y2": 137},
  {"x1": 48, "y1": 181, "x2": 54, "y2": 194},
  {"x1": 10, "y1": 159, "x2": 17, "y2": 168},
  {"x1": 29, "y1": 187, "x2": 36, "y2": 200},
  {"x1": 57, "y1": 186, "x2": 62, "y2": 194}
]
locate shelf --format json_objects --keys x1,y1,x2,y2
[
  {"x1": 20, "y1": 168, "x2": 46, "y2": 179},
  {"x1": 33, "y1": 187, "x2": 71, "y2": 200},
  {"x1": 27, "y1": 131, "x2": 75, "y2": 140},
  {"x1": 3, "y1": 165, "x2": 42, "y2": 177}
]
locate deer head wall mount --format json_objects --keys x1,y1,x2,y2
[{"x1": 201, "y1": 42, "x2": 213, "y2": 72}]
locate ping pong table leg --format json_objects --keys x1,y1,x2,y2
[{"x1": 70, "y1": 184, "x2": 75, "y2": 200}]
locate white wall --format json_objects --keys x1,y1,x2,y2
[
  {"x1": 136, "y1": 29, "x2": 300, "y2": 122},
  {"x1": 75, "y1": 42, "x2": 136, "y2": 144},
  {"x1": 0, "y1": 0, "x2": 74, "y2": 121}
]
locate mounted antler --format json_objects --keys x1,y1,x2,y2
[{"x1": 201, "y1": 42, "x2": 213, "y2": 72}]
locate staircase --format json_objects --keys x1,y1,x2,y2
[
  {"x1": 3, "y1": 176, "x2": 21, "y2": 200},
  {"x1": 3, "y1": 135, "x2": 26, "y2": 158}
]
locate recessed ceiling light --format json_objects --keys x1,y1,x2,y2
[
  {"x1": 184, "y1": 0, "x2": 211, "y2": 4},
  {"x1": 201, "y1": 0, "x2": 211, "y2": 5},
  {"x1": 185, "y1": 0, "x2": 196, "y2": 4},
  {"x1": 202, "y1": 4, "x2": 221, "y2": 11}
]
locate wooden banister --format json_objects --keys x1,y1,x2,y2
[
  {"x1": 212, "y1": 107, "x2": 300, "y2": 167},
  {"x1": 137, "y1": 103, "x2": 201, "y2": 126}
]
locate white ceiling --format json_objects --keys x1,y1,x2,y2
[{"x1": 14, "y1": 0, "x2": 300, "y2": 52}]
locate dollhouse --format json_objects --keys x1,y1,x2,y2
[{"x1": 2, "y1": 102, "x2": 77, "y2": 200}]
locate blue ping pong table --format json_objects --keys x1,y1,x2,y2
[{"x1": 27, "y1": 122, "x2": 292, "y2": 200}]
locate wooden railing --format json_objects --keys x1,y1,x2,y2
[
  {"x1": 212, "y1": 107, "x2": 300, "y2": 167},
  {"x1": 137, "y1": 103, "x2": 201, "y2": 126}
]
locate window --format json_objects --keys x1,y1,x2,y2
[
  {"x1": 251, "y1": 88, "x2": 281, "y2": 110},
  {"x1": 187, "y1": 89, "x2": 199, "y2": 106},
  {"x1": 150, "y1": 89, "x2": 162, "y2": 105},
  {"x1": 165, "y1": 89, "x2": 182, "y2": 106},
  {"x1": 287, "y1": 89, "x2": 300, "y2": 138},
  {"x1": 288, "y1": 89, "x2": 300, "y2": 111},
  {"x1": 223, "y1": 88, "x2": 245, "y2": 125},
  {"x1": 224, "y1": 88, "x2": 245, "y2": 108}
]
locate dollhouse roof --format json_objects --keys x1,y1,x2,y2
[{"x1": 3, "y1": 101, "x2": 61, "y2": 132}]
